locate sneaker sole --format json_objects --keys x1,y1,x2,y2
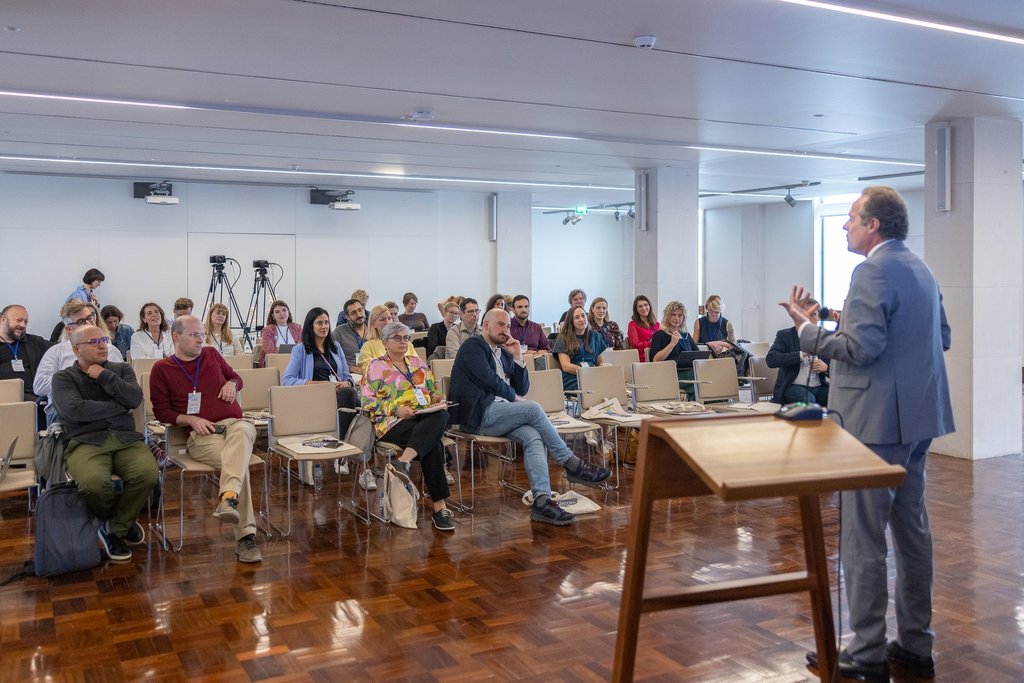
[
  {"x1": 236, "y1": 552, "x2": 262, "y2": 563},
  {"x1": 565, "y1": 473, "x2": 611, "y2": 488},
  {"x1": 213, "y1": 510, "x2": 241, "y2": 524},
  {"x1": 97, "y1": 527, "x2": 132, "y2": 562},
  {"x1": 530, "y1": 512, "x2": 575, "y2": 526}
]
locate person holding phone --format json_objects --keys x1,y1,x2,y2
[
  {"x1": 649, "y1": 301, "x2": 700, "y2": 400},
  {"x1": 361, "y1": 321, "x2": 455, "y2": 531}
]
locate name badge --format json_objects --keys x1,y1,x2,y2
[
  {"x1": 11, "y1": 359, "x2": 25, "y2": 372},
  {"x1": 413, "y1": 387, "x2": 428, "y2": 406},
  {"x1": 581, "y1": 361, "x2": 590, "y2": 367},
  {"x1": 187, "y1": 391, "x2": 202, "y2": 415},
  {"x1": 329, "y1": 373, "x2": 339, "y2": 384}
]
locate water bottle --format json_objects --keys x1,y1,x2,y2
[{"x1": 313, "y1": 463, "x2": 323, "y2": 491}]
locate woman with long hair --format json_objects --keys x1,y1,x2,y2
[
  {"x1": 355, "y1": 304, "x2": 416, "y2": 373},
  {"x1": 361, "y1": 321, "x2": 455, "y2": 531},
  {"x1": 588, "y1": 297, "x2": 623, "y2": 350},
  {"x1": 129, "y1": 302, "x2": 173, "y2": 359},
  {"x1": 626, "y1": 295, "x2": 660, "y2": 362},
  {"x1": 204, "y1": 303, "x2": 243, "y2": 357},
  {"x1": 552, "y1": 305, "x2": 606, "y2": 391},
  {"x1": 259, "y1": 299, "x2": 302, "y2": 366}
]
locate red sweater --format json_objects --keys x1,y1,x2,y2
[{"x1": 151, "y1": 347, "x2": 244, "y2": 430}]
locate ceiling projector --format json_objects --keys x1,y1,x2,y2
[{"x1": 328, "y1": 201, "x2": 360, "y2": 211}]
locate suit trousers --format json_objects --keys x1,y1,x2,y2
[
  {"x1": 841, "y1": 439, "x2": 934, "y2": 663},
  {"x1": 187, "y1": 418, "x2": 258, "y2": 540},
  {"x1": 65, "y1": 433, "x2": 159, "y2": 538}
]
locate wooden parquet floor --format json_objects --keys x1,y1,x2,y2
[{"x1": 1, "y1": 447, "x2": 1022, "y2": 682}]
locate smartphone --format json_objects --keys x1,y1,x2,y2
[{"x1": 213, "y1": 424, "x2": 226, "y2": 434}]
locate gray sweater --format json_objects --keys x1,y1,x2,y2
[{"x1": 51, "y1": 361, "x2": 144, "y2": 446}]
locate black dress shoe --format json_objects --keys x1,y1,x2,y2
[
  {"x1": 806, "y1": 649, "x2": 890, "y2": 682},
  {"x1": 885, "y1": 641, "x2": 934, "y2": 678}
]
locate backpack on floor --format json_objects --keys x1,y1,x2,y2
[{"x1": 34, "y1": 482, "x2": 101, "y2": 577}]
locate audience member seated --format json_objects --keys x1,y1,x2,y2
[
  {"x1": 150, "y1": 316, "x2": 261, "y2": 564},
  {"x1": 67, "y1": 267, "x2": 104, "y2": 307},
  {"x1": 627, "y1": 294, "x2": 660, "y2": 362},
  {"x1": 509, "y1": 295, "x2": 550, "y2": 353},
  {"x1": 767, "y1": 300, "x2": 829, "y2": 406},
  {"x1": 427, "y1": 300, "x2": 459, "y2": 361},
  {"x1": 332, "y1": 298, "x2": 367, "y2": 369},
  {"x1": 130, "y1": 302, "x2": 174, "y2": 360},
  {"x1": 384, "y1": 301, "x2": 400, "y2": 319},
  {"x1": 557, "y1": 288, "x2": 586, "y2": 325},
  {"x1": 398, "y1": 292, "x2": 429, "y2": 332},
  {"x1": 36, "y1": 301, "x2": 125, "y2": 425},
  {"x1": 357, "y1": 304, "x2": 416, "y2": 373},
  {"x1": 444, "y1": 298, "x2": 481, "y2": 359},
  {"x1": 552, "y1": 305, "x2": 607, "y2": 391},
  {"x1": 448, "y1": 309, "x2": 610, "y2": 526},
  {"x1": 51, "y1": 324, "x2": 158, "y2": 562},
  {"x1": 484, "y1": 294, "x2": 508, "y2": 312},
  {"x1": 361, "y1": 321, "x2": 455, "y2": 531},
  {"x1": 0, "y1": 303, "x2": 52, "y2": 401},
  {"x1": 100, "y1": 305, "x2": 134, "y2": 359},
  {"x1": 337, "y1": 288, "x2": 369, "y2": 326},
  {"x1": 693, "y1": 294, "x2": 737, "y2": 355},
  {"x1": 649, "y1": 301, "x2": 700, "y2": 400},
  {"x1": 172, "y1": 297, "x2": 193, "y2": 319},
  {"x1": 204, "y1": 303, "x2": 244, "y2": 357},
  {"x1": 282, "y1": 307, "x2": 361, "y2": 472},
  {"x1": 260, "y1": 299, "x2": 302, "y2": 366},
  {"x1": 588, "y1": 297, "x2": 623, "y2": 350}
]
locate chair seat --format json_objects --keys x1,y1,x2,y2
[
  {"x1": 446, "y1": 429, "x2": 512, "y2": 444},
  {"x1": 0, "y1": 467, "x2": 36, "y2": 493},
  {"x1": 554, "y1": 422, "x2": 600, "y2": 435},
  {"x1": 270, "y1": 434, "x2": 362, "y2": 461}
]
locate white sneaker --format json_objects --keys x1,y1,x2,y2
[
  {"x1": 358, "y1": 469, "x2": 377, "y2": 491},
  {"x1": 445, "y1": 467, "x2": 455, "y2": 485},
  {"x1": 335, "y1": 459, "x2": 350, "y2": 475}
]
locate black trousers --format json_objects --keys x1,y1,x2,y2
[
  {"x1": 381, "y1": 410, "x2": 450, "y2": 502},
  {"x1": 336, "y1": 386, "x2": 359, "y2": 436}
]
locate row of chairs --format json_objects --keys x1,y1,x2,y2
[{"x1": 0, "y1": 378, "x2": 37, "y2": 509}]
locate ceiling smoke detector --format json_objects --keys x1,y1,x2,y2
[{"x1": 633, "y1": 35, "x2": 656, "y2": 49}]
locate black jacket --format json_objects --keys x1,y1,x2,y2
[
  {"x1": 766, "y1": 327, "x2": 828, "y2": 404},
  {"x1": 0, "y1": 333, "x2": 52, "y2": 400},
  {"x1": 448, "y1": 335, "x2": 528, "y2": 432}
]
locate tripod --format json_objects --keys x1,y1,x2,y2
[
  {"x1": 243, "y1": 264, "x2": 279, "y2": 343},
  {"x1": 200, "y1": 259, "x2": 254, "y2": 350}
]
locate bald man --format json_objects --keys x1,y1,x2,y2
[{"x1": 51, "y1": 325, "x2": 158, "y2": 563}]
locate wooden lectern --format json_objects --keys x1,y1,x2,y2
[{"x1": 612, "y1": 413, "x2": 905, "y2": 682}]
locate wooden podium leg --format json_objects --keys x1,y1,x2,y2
[
  {"x1": 799, "y1": 494, "x2": 837, "y2": 682},
  {"x1": 612, "y1": 459, "x2": 655, "y2": 682}
]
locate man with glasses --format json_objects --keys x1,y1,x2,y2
[
  {"x1": 0, "y1": 304, "x2": 52, "y2": 401},
  {"x1": 50, "y1": 325, "x2": 158, "y2": 562},
  {"x1": 35, "y1": 300, "x2": 125, "y2": 426},
  {"x1": 444, "y1": 297, "x2": 481, "y2": 359},
  {"x1": 150, "y1": 315, "x2": 261, "y2": 564},
  {"x1": 331, "y1": 298, "x2": 367, "y2": 369}
]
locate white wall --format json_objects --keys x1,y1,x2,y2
[{"x1": 0, "y1": 175, "x2": 495, "y2": 334}]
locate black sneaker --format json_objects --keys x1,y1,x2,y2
[
  {"x1": 432, "y1": 508, "x2": 456, "y2": 531},
  {"x1": 530, "y1": 497, "x2": 576, "y2": 526},
  {"x1": 565, "y1": 460, "x2": 612, "y2": 487},
  {"x1": 97, "y1": 523, "x2": 132, "y2": 562},
  {"x1": 124, "y1": 521, "x2": 146, "y2": 545},
  {"x1": 886, "y1": 641, "x2": 934, "y2": 679}
]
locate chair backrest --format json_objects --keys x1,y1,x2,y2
[
  {"x1": 578, "y1": 364, "x2": 629, "y2": 410},
  {"x1": 601, "y1": 349, "x2": 640, "y2": 384},
  {"x1": 693, "y1": 357, "x2": 741, "y2": 403},
  {"x1": 0, "y1": 401, "x2": 37, "y2": 463},
  {"x1": 415, "y1": 346, "x2": 427, "y2": 362},
  {"x1": 0, "y1": 378, "x2": 24, "y2": 403},
  {"x1": 267, "y1": 383, "x2": 339, "y2": 443},
  {"x1": 739, "y1": 341, "x2": 771, "y2": 358},
  {"x1": 140, "y1": 371, "x2": 155, "y2": 422},
  {"x1": 224, "y1": 353, "x2": 254, "y2": 371},
  {"x1": 523, "y1": 369, "x2": 566, "y2": 413},
  {"x1": 748, "y1": 355, "x2": 778, "y2": 401},
  {"x1": 131, "y1": 357, "x2": 160, "y2": 376},
  {"x1": 430, "y1": 358, "x2": 454, "y2": 384},
  {"x1": 265, "y1": 353, "x2": 292, "y2": 374},
  {"x1": 631, "y1": 361, "x2": 682, "y2": 403},
  {"x1": 234, "y1": 367, "x2": 280, "y2": 411}
]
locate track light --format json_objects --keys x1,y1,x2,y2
[
  {"x1": 628, "y1": 208, "x2": 635, "y2": 219},
  {"x1": 614, "y1": 210, "x2": 621, "y2": 221},
  {"x1": 784, "y1": 191, "x2": 797, "y2": 207},
  {"x1": 562, "y1": 213, "x2": 572, "y2": 225}
]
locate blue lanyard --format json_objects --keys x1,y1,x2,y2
[
  {"x1": 145, "y1": 329, "x2": 164, "y2": 352},
  {"x1": 4, "y1": 340, "x2": 19, "y2": 359},
  {"x1": 170, "y1": 354, "x2": 201, "y2": 391},
  {"x1": 392, "y1": 358, "x2": 415, "y2": 384}
]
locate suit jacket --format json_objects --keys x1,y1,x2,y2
[
  {"x1": 448, "y1": 335, "x2": 528, "y2": 432},
  {"x1": 766, "y1": 326, "x2": 827, "y2": 404},
  {"x1": 798, "y1": 240, "x2": 954, "y2": 445}
]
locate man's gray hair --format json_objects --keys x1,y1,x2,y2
[{"x1": 381, "y1": 321, "x2": 410, "y2": 341}]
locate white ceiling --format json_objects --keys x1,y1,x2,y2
[{"x1": 1, "y1": 0, "x2": 1023, "y2": 210}]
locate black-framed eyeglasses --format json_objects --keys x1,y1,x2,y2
[
  {"x1": 387, "y1": 335, "x2": 412, "y2": 342},
  {"x1": 74, "y1": 336, "x2": 110, "y2": 347},
  {"x1": 66, "y1": 312, "x2": 97, "y2": 328}
]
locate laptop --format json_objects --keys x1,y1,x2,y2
[
  {"x1": 277, "y1": 343, "x2": 295, "y2": 354},
  {"x1": 676, "y1": 350, "x2": 711, "y2": 369}
]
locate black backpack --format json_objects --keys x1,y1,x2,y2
[{"x1": 34, "y1": 482, "x2": 101, "y2": 577}]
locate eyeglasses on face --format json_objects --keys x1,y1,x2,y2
[
  {"x1": 180, "y1": 331, "x2": 205, "y2": 339},
  {"x1": 387, "y1": 335, "x2": 412, "y2": 342},
  {"x1": 75, "y1": 336, "x2": 110, "y2": 347},
  {"x1": 66, "y1": 312, "x2": 97, "y2": 328}
]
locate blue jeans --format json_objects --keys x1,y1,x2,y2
[{"x1": 477, "y1": 399, "x2": 574, "y2": 498}]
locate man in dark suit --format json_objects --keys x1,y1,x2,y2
[
  {"x1": 766, "y1": 299, "x2": 829, "y2": 405},
  {"x1": 448, "y1": 309, "x2": 610, "y2": 526},
  {"x1": 782, "y1": 186, "x2": 953, "y2": 682}
]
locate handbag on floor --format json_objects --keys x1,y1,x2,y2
[{"x1": 381, "y1": 462, "x2": 419, "y2": 528}]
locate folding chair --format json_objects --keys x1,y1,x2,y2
[
  {"x1": 265, "y1": 383, "x2": 362, "y2": 535},
  {"x1": 0, "y1": 401, "x2": 38, "y2": 510},
  {"x1": 131, "y1": 357, "x2": 160, "y2": 377},
  {"x1": 600, "y1": 349, "x2": 640, "y2": 384},
  {"x1": 234, "y1": 366, "x2": 280, "y2": 448},
  {"x1": 692, "y1": 358, "x2": 778, "y2": 413},
  {"x1": 747, "y1": 355, "x2": 779, "y2": 402},
  {"x1": 429, "y1": 359, "x2": 454, "y2": 397},
  {"x1": 0, "y1": 378, "x2": 24, "y2": 403},
  {"x1": 265, "y1": 353, "x2": 292, "y2": 375},
  {"x1": 577, "y1": 364, "x2": 638, "y2": 488},
  {"x1": 224, "y1": 353, "x2": 254, "y2": 371},
  {"x1": 739, "y1": 341, "x2": 771, "y2": 358}
]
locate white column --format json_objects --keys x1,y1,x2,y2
[
  {"x1": 926, "y1": 117, "x2": 1023, "y2": 459},
  {"x1": 494, "y1": 192, "x2": 532, "y2": 297}
]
